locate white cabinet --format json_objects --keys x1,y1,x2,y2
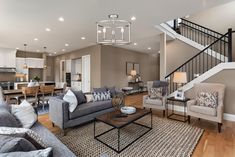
[
  {"x1": 82, "y1": 55, "x2": 91, "y2": 92},
  {"x1": 15, "y1": 58, "x2": 28, "y2": 74},
  {"x1": 0, "y1": 48, "x2": 16, "y2": 68},
  {"x1": 71, "y1": 81, "x2": 82, "y2": 91},
  {"x1": 65, "y1": 60, "x2": 71, "y2": 73},
  {"x1": 26, "y1": 58, "x2": 44, "y2": 68}
]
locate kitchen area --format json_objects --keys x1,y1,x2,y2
[{"x1": 0, "y1": 47, "x2": 55, "y2": 90}]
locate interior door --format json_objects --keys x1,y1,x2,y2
[{"x1": 82, "y1": 55, "x2": 91, "y2": 92}]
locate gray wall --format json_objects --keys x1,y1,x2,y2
[
  {"x1": 101, "y1": 46, "x2": 159, "y2": 88},
  {"x1": 185, "y1": 69, "x2": 235, "y2": 114}
]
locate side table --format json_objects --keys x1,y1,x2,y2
[{"x1": 166, "y1": 97, "x2": 190, "y2": 122}]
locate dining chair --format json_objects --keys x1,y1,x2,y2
[
  {"x1": 39, "y1": 85, "x2": 55, "y2": 110},
  {"x1": 21, "y1": 86, "x2": 39, "y2": 107}
]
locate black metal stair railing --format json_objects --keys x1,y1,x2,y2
[{"x1": 165, "y1": 30, "x2": 232, "y2": 95}]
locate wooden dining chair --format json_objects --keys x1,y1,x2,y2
[
  {"x1": 21, "y1": 86, "x2": 39, "y2": 106},
  {"x1": 39, "y1": 85, "x2": 55, "y2": 110}
]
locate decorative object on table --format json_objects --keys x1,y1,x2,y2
[
  {"x1": 33, "y1": 76, "x2": 40, "y2": 83},
  {"x1": 111, "y1": 92, "x2": 124, "y2": 109},
  {"x1": 96, "y1": 14, "x2": 131, "y2": 45},
  {"x1": 130, "y1": 69, "x2": 137, "y2": 82},
  {"x1": 173, "y1": 72, "x2": 187, "y2": 100},
  {"x1": 120, "y1": 106, "x2": 136, "y2": 115}
]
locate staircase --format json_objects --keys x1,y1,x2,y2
[{"x1": 158, "y1": 18, "x2": 234, "y2": 95}]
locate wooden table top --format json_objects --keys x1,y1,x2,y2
[
  {"x1": 3, "y1": 87, "x2": 63, "y2": 95},
  {"x1": 96, "y1": 108, "x2": 151, "y2": 128}
]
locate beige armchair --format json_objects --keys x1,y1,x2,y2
[
  {"x1": 143, "y1": 81, "x2": 167, "y2": 117},
  {"x1": 187, "y1": 83, "x2": 225, "y2": 132}
]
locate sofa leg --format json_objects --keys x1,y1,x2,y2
[
  {"x1": 188, "y1": 115, "x2": 191, "y2": 124},
  {"x1": 218, "y1": 123, "x2": 222, "y2": 133},
  {"x1": 198, "y1": 118, "x2": 200, "y2": 121},
  {"x1": 163, "y1": 110, "x2": 165, "y2": 118},
  {"x1": 52, "y1": 122, "x2": 55, "y2": 127}
]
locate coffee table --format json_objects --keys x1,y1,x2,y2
[{"x1": 94, "y1": 108, "x2": 152, "y2": 153}]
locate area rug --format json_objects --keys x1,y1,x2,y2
[{"x1": 55, "y1": 116, "x2": 203, "y2": 157}]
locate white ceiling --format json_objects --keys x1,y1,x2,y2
[{"x1": 0, "y1": 0, "x2": 233, "y2": 56}]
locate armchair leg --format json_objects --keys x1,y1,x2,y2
[
  {"x1": 62, "y1": 129, "x2": 67, "y2": 136},
  {"x1": 163, "y1": 110, "x2": 165, "y2": 118},
  {"x1": 52, "y1": 122, "x2": 55, "y2": 127},
  {"x1": 218, "y1": 123, "x2": 222, "y2": 133},
  {"x1": 188, "y1": 115, "x2": 191, "y2": 124},
  {"x1": 198, "y1": 118, "x2": 201, "y2": 121}
]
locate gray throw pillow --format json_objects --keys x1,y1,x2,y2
[
  {"x1": 71, "y1": 90, "x2": 86, "y2": 105},
  {"x1": 0, "y1": 127, "x2": 47, "y2": 149},
  {"x1": 0, "y1": 147, "x2": 53, "y2": 157},
  {"x1": 0, "y1": 135, "x2": 36, "y2": 153},
  {"x1": 93, "y1": 87, "x2": 107, "y2": 93},
  {"x1": 0, "y1": 108, "x2": 21, "y2": 128}
]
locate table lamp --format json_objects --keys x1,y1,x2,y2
[{"x1": 173, "y1": 72, "x2": 187, "y2": 100}]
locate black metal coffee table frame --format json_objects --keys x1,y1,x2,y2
[{"x1": 94, "y1": 110, "x2": 152, "y2": 153}]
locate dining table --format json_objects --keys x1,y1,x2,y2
[{"x1": 3, "y1": 87, "x2": 64, "y2": 104}]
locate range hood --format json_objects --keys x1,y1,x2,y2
[{"x1": 0, "y1": 68, "x2": 16, "y2": 73}]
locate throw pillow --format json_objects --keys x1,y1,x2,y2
[
  {"x1": 0, "y1": 127, "x2": 47, "y2": 149},
  {"x1": 63, "y1": 90, "x2": 78, "y2": 112},
  {"x1": 149, "y1": 88, "x2": 162, "y2": 99},
  {"x1": 93, "y1": 91, "x2": 111, "y2": 102},
  {"x1": 11, "y1": 100, "x2": 37, "y2": 129},
  {"x1": 196, "y1": 92, "x2": 218, "y2": 108},
  {"x1": 0, "y1": 108, "x2": 21, "y2": 128},
  {"x1": 0, "y1": 147, "x2": 53, "y2": 157},
  {"x1": 71, "y1": 90, "x2": 87, "y2": 105},
  {"x1": 85, "y1": 94, "x2": 93, "y2": 103},
  {"x1": 0, "y1": 134, "x2": 36, "y2": 153}
]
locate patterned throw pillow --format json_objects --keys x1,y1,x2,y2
[
  {"x1": 93, "y1": 91, "x2": 111, "y2": 102},
  {"x1": 149, "y1": 88, "x2": 162, "y2": 99},
  {"x1": 0, "y1": 127, "x2": 47, "y2": 149},
  {"x1": 196, "y1": 92, "x2": 218, "y2": 108}
]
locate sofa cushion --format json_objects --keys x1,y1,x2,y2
[
  {"x1": 71, "y1": 90, "x2": 86, "y2": 105},
  {"x1": 69, "y1": 100, "x2": 112, "y2": 119},
  {"x1": 0, "y1": 108, "x2": 21, "y2": 127},
  {"x1": 0, "y1": 147, "x2": 53, "y2": 157},
  {"x1": 0, "y1": 134, "x2": 36, "y2": 153},
  {"x1": 149, "y1": 88, "x2": 162, "y2": 99},
  {"x1": 189, "y1": 105, "x2": 217, "y2": 116},
  {"x1": 145, "y1": 97, "x2": 162, "y2": 106}
]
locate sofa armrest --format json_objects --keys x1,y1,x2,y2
[
  {"x1": 143, "y1": 95, "x2": 149, "y2": 104},
  {"x1": 49, "y1": 97, "x2": 70, "y2": 129},
  {"x1": 217, "y1": 102, "x2": 224, "y2": 123}
]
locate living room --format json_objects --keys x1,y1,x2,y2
[{"x1": 1, "y1": 0, "x2": 235, "y2": 157}]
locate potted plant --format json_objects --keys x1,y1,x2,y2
[{"x1": 33, "y1": 76, "x2": 40, "y2": 83}]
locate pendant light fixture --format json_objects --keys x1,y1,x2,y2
[
  {"x1": 43, "y1": 46, "x2": 47, "y2": 69},
  {"x1": 23, "y1": 44, "x2": 28, "y2": 69}
]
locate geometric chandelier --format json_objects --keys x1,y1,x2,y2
[{"x1": 96, "y1": 14, "x2": 131, "y2": 45}]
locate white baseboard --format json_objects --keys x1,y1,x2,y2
[{"x1": 167, "y1": 104, "x2": 235, "y2": 122}]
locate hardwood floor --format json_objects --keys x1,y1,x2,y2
[{"x1": 38, "y1": 92, "x2": 235, "y2": 157}]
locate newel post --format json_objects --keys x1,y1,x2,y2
[{"x1": 228, "y1": 28, "x2": 232, "y2": 62}]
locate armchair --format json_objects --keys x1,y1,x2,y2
[
  {"x1": 143, "y1": 81, "x2": 168, "y2": 117},
  {"x1": 187, "y1": 83, "x2": 225, "y2": 132}
]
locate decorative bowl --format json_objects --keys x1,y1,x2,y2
[{"x1": 120, "y1": 106, "x2": 136, "y2": 115}]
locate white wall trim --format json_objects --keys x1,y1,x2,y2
[{"x1": 168, "y1": 104, "x2": 235, "y2": 121}]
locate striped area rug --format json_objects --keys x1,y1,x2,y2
[{"x1": 55, "y1": 116, "x2": 203, "y2": 157}]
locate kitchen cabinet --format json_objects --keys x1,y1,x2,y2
[
  {"x1": 26, "y1": 58, "x2": 44, "y2": 68},
  {"x1": 71, "y1": 81, "x2": 82, "y2": 91},
  {"x1": 0, "y1": 48, "x2": 16, "y2": 68},
  {"x1": 65, "y1": 60, "x2": 72, "y2": 73}
]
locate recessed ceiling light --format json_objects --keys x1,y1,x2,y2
[
  {"x1": 81, "y1": 37, "x2": 86, "y2": 40},
  {"x1": 62, "y1": 49, "x2": 66, "y2": 52},
  {"x1": 36, "y1": 50, "x2": 40, "y2": 52},
  {"x1": 97, "y1": 30, "x2": 102, "y2": 33},
  {"x1": 131, "y1": 16, "x2": 136, "y2": 21},
  {"x1": 58, "y1": 17, "x2": 64, "y2": 22},
  {"x1": 54, "y1": 52, "x2": 57, "y2": 54},
  {"x1": 49, "y1": 53, "x2": 52, "y2": 56},
  {"x1": 65, "y1": 43, "x2": 69, "y2": 46},
  {"x1": 16, "y1": 47, "x2": 19, "y2": 50},
  {"x1": 45, "y1": 28, "x2": 51, "y2": 32},
  {"x1": 133, "y1": 43, "x2": 137, "y2": 46},
  {"x1": 34, "y1": 38, "x2": 38, "y2": 41},
  {"x1": 148, "y1": 47, "x2": 151, "y2": 50}
]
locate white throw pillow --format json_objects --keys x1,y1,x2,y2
[
  {"x1": 63, "y1": 90, "x2": 78, "y2": 112},
  {"x1": 85, "y1": 94, "x2": 93, "y2": 103},
  {"x1": 11, "y1": 100, "x2": 37, "y2": 128}
]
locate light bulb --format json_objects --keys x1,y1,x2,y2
[
  {"x1": 103, "y1": 27, "x2": 106, "y2": 33},
  {"x1": 121, "y1": 27, "x2": 124, "y2": 33}
]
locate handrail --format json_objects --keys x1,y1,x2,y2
[
  {"x1": 165, "y1": 32, "x2": 229, "y2": 78},
  {"x1": 180, "y1": 18, "x2": 226, "y2": 37}
]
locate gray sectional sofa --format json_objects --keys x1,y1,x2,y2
[{"x1": 49, "y1": 87, "x2": 120, "y2": 135}]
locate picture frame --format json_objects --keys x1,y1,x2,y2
[
  {"x1": 134, "y1": 63, "x2": 140, "y2": 75},
  {"x1": 126, "y1": 62, "x2": 134, "y2": 75},
  {"x1": 174, "y1": 89, "x2": 185, "y2": 100}
]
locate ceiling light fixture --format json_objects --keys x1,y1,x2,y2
[
  {"x1": 58, "y1": 17, "x2": 64, "y2": 22},
  {"x1": 148, "y1": 47, "x2": 151, "y2": 50},
  {"x1": 81, "y1": 37, "x2": 86, "y2": 40},
  {"x1": 131, "y1": 16, "x2": 136, "y2": 21},
  {"x1": 23, "y1": 44, "x2": 28, "y2": 69},
  {"x1": 62, "y1": 49, "x2": 66, "y2": 52},
  {"x1": 96, "y1": 14, "x2": 131, "y2": 45},
  {"x1": 54, "y1": 52, "x2": 57, "y2": 54},
  {"x1": 36, "y1": 50, "x2": 40, "y2": 52},
  {"x1": 65, "y1": 43, "x2": 69, "y2": 46},
  {"x1": 16, "y1": 47, "x2": 19, "y2": 50},
  {"x1": 34, "y1": 38, "x2": 38, "y2": 41},
  {"x1": 134, "y1": 43, "x2": 137, "y2": 46},
  {"x1": 45, "y1": 28, "x2": 51, "y2": 32}
]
